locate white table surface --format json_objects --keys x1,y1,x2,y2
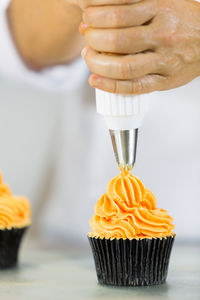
[{"x1": 0, "y1": 240, "x2": 199, "y2": 300}]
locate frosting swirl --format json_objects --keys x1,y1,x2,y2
[
  {"x1": 0, "y1": 174, "x2": 31, "y2": 230},
  {"x1": 89, "y1": 172, "x2": 174, "y2": 240},
  {"x1": 0, "y1": 173, "x2": 12, "y2": 197}
]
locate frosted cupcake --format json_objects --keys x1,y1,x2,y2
[
  {"x1": 88, "y1": 172, "x2": 175, "y2": 286},
  {"x1": 0, "y1": 174, "x2": 31, "y2": 269}
]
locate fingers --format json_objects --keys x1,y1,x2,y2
[
  {"x1": 82, "y1": 47, "x2": 163, "y2": 79},
  {"x1": 79, "y1": 0, "x2": 163, "y2": 94},
  {"x1": 89, "y1": 73, "x2": 165, "y2": 94},
  {"x1": 84, "y1": 26, "x2": 155, "y2": 54},
  {"x1": 79, "y1": 0, "x2": 141, "y2": 9},
  {"x1": 83, "y1": 0, "x2": 157, "y2": 28}
]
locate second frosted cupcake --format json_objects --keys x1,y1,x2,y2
[{"x1": 0, "y1": 174, "x2": 31, "y2": 269}]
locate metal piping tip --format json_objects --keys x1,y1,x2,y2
[{"x1": 109, "y1": 129, "x2": 138, "y2": 172}]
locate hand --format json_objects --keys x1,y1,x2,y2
[
  {"x1": 8, "y1": 0, "x2": 84, "y2": 70},
  {"x1": 80, "y1": 0, "x2": 200, "y2": 94}
]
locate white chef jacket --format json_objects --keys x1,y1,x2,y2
[{"x1": 0, "y1": 0, "x2": 200, "y2": 243}]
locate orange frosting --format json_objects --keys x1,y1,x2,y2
[
  {"x1": 89, "y1": 172, "x2": 174, "y2": 240},
  {"x1": 0, "y1": 174, "x2": 31, "y2": 230}
]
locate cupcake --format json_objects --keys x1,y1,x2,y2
[
  {"x1": 88, "y1": 172, "x2": 175, "y2": 286},
  {"x1": 0, "y1": 173, "x2": 31, "y2": 269}
]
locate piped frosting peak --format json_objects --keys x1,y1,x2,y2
[
  {"x1": 0, "y1": 174, "x2": 31, "y2": 230},
  {"x1": 89, "y1": 172, "x2": 174, "y2": 240}
]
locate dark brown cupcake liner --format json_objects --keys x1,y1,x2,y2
[
  {"x1": 0, "y1": 227, "x2": 28, "y2": 269},
  {"x1": 88, "y1": 235, "x2": 175, "y2": 286}
]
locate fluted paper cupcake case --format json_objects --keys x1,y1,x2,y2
[
  {"x1": 88, "y1": 235, "x2": 175, "y2": 286},
  {"x1": 0, "y1": 227, "x2": 28, "y2": 269}
]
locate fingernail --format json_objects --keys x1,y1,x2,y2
[
  {"x1": 81, "y1": 47, "x2": 88, "y2": 58},
  {"x1": 79, "y1": 22, "x2": 89, "y2": 35},
  {"x1": 89, "y1": 74, "x2": 101, "y2": 87}
]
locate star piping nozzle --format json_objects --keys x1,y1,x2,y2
[{"x1": 96, "y1": 89, "x2": 147, "y2": 172}]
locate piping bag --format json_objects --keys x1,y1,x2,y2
[{"x1": 96, "y1": 89, "x2": 147, "y2": 172}]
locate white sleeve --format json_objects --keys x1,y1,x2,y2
[{"x1": 0, "y1": 0, "x2": 88, "y2": 92}]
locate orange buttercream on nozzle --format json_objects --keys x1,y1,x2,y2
[
  {"x1": 89, "y1": 172, "x2": 174, "y2": 240},
  {"x1": 0, "y1": 173, "x2": 31, "y2": 230}
]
